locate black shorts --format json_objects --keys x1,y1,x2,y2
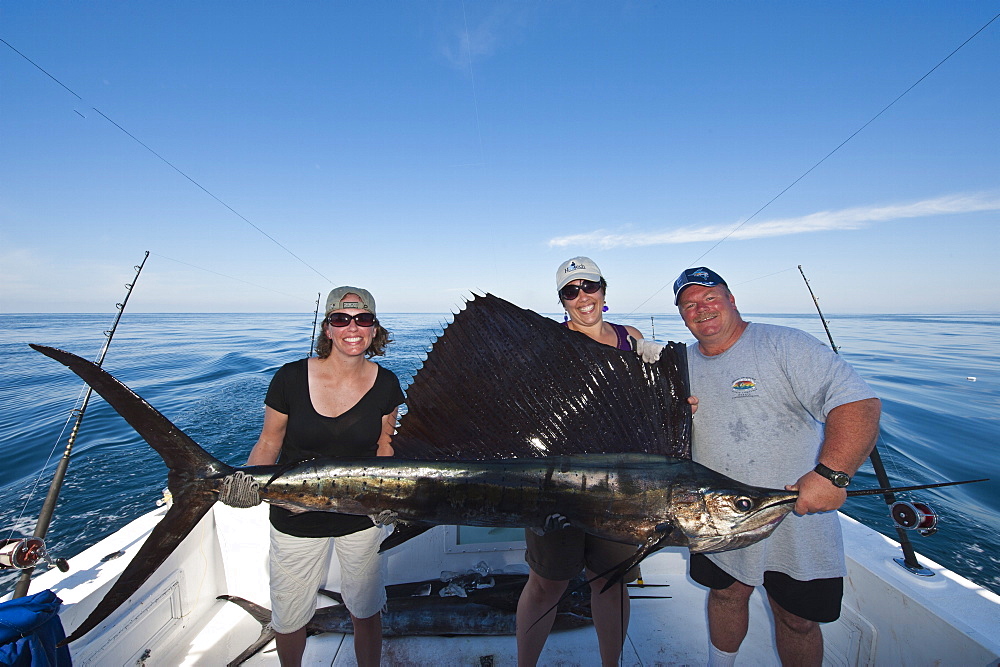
[
  {"x1": 689, "y1": 553, "x2": 843, "y2": 623},
  {"x1": 524, "y1": 527, "x2": 639, "y2": 583}
]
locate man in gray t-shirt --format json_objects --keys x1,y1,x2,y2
[{"x1": 672, "y1": 267, "x2": 880, "y2": 667}]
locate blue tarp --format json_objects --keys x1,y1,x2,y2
[{"x1": 0, "y1": 590, "x2": 72, "y2": 666}]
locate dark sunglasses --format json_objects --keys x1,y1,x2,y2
[
  {"x1": 326, "y1": 312, "x2": 377, "y2": 327},
  {"x1": 559, "y1": 280, "x2": 603, "y2": 301}
]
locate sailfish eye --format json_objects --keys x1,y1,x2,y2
[{"x1": 734, "y1": 497, "x2": 753, "y2": 512}]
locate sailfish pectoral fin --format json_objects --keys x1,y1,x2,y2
[
  {"x1": 527, "y1": 523, "x2": 676, "y2": 632},
  {"x1": 378, "y1": 521, "x2": 434, "y2": 553},
  {"x1": 598, "y1": 522, "x2": 675, "y2": 593},
  {"x1": 59, "y1": 489, "x2": 217, "y2": 646}
]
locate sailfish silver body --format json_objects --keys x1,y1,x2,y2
[{"x1": 245, "y1": 452, "x2": 796, "y2": 553}]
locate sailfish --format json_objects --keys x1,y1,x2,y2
[{"x1": 30, "y1": 294, "x2": 981, "y2": 645}]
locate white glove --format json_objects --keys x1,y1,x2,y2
[{"x1": 635, "y1": 338, "x2": 665, "y2": 363}]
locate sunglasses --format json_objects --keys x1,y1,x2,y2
[
  {"x1": 559, "y1": 279, "x2": 603, "y2": 301},
  {"x1": 326, "y1": 312, "x2": 377, "y2": 327}
]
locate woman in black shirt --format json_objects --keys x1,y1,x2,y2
[{"x1": 245, "y1": 286, "x2": 404, "y2": 667}]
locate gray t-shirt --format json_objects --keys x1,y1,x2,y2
[{"x1": 687, "y1": 322, "x2": 876, "y2": 584}]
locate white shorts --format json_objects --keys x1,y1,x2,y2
[{"x1": 268, "y1": 524, "x2": 389, "y2": 634}]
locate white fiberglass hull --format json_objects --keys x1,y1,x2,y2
[{"x1": 11, "y1": 503, "x2": 1000, "y2": 666}]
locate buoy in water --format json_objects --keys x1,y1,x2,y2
[{"x1": 890, "y1": 501, "x2": 939, "y2": 537}]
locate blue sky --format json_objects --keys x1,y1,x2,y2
[{"x1": 2, "y1": 2, "x2": 998, "y2": 315}]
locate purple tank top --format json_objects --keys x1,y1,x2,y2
[{"x1": 561, "y1": 321, "x2": 634, "y2": 351}]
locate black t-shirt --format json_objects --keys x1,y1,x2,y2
[{"x1": 264, "y1": 358, "x2": 405, "y2": 537}]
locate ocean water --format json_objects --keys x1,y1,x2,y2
[{"x1": 1, "y1": 311, "x2": 998, "y2": 597}]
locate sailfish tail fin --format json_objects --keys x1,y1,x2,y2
[
  {"x1": 30, "y1": 344, "x2": 233, "y2": 644},
  {"x1": 30, "y1": 345, "x2": 229, "y2": 480}
]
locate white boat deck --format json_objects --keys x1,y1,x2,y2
[{"x1": 18, "y1": 502, "x2": 1000, "y2": 666}]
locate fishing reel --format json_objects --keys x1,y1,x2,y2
[
  {"x1": 0, "y1": 536, "x2": 69, "y2": 572},
  {"x1": 889, "y1": 500, "x2": 938, "y2": 537}
]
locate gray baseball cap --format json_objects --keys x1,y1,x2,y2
[
  {"x1": 325, "y1": 286, "x2": 376, "y2": 315},
  {"x1": 556, "y1": 256, "x2": 603, "y2": 291}
]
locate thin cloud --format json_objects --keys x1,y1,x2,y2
[
  {"x1": 439, "y1": 5, "x2": 534, "y2": 71},
  {"x1": 440, "y1": 21, "x2": 499, "y2": 71},
  {"x1": 547, "y1": 193, "x2": 1000, "y2": 249}
]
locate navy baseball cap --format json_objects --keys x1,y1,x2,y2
[{"x1": 673, "y1": 267, "x2": 727, "y2": 304}]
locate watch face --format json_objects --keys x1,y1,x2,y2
[{"x1": 816, "y1": 464, "x2": 850, "y2": 487}]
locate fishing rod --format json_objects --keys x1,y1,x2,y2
[
  {"x1": 309, "y1": 292, "x2": 321, "y2": 357},
  {"x1": 797, "y1": 264, "x2": 936, "y2": 576},
  {"x1": 6, "y1": 252, "x2": 150, "y2": 598}
]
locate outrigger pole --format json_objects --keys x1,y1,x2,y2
[
  {"x1": 12, "y1": 251, "x2": 150, "y2": 598},
  {"x1": 797, "y1": 265, "x2": 930, "y2": 575}
]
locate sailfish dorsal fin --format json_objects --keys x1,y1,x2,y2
[{"x1": 391, "y1": 294, "x2": 691, "y2": 461}]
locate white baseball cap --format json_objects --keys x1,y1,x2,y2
[{"x1": 556, "y1": 256, "x2": 603, "y2": 291}]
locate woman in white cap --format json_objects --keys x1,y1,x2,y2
[
  {"x1": 235, "y1": 286, "x2": 404, "y2": 667},
  {"x1": 515, "y1": 257, "x2": 644, "y2": 666},
  {"x1": 554, "y1": 256, "x2": 643, "y2": 350}
]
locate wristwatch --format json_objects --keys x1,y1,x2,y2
[{"x1": 814, "y1": 463, "x2": 851, "y2": 488}]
